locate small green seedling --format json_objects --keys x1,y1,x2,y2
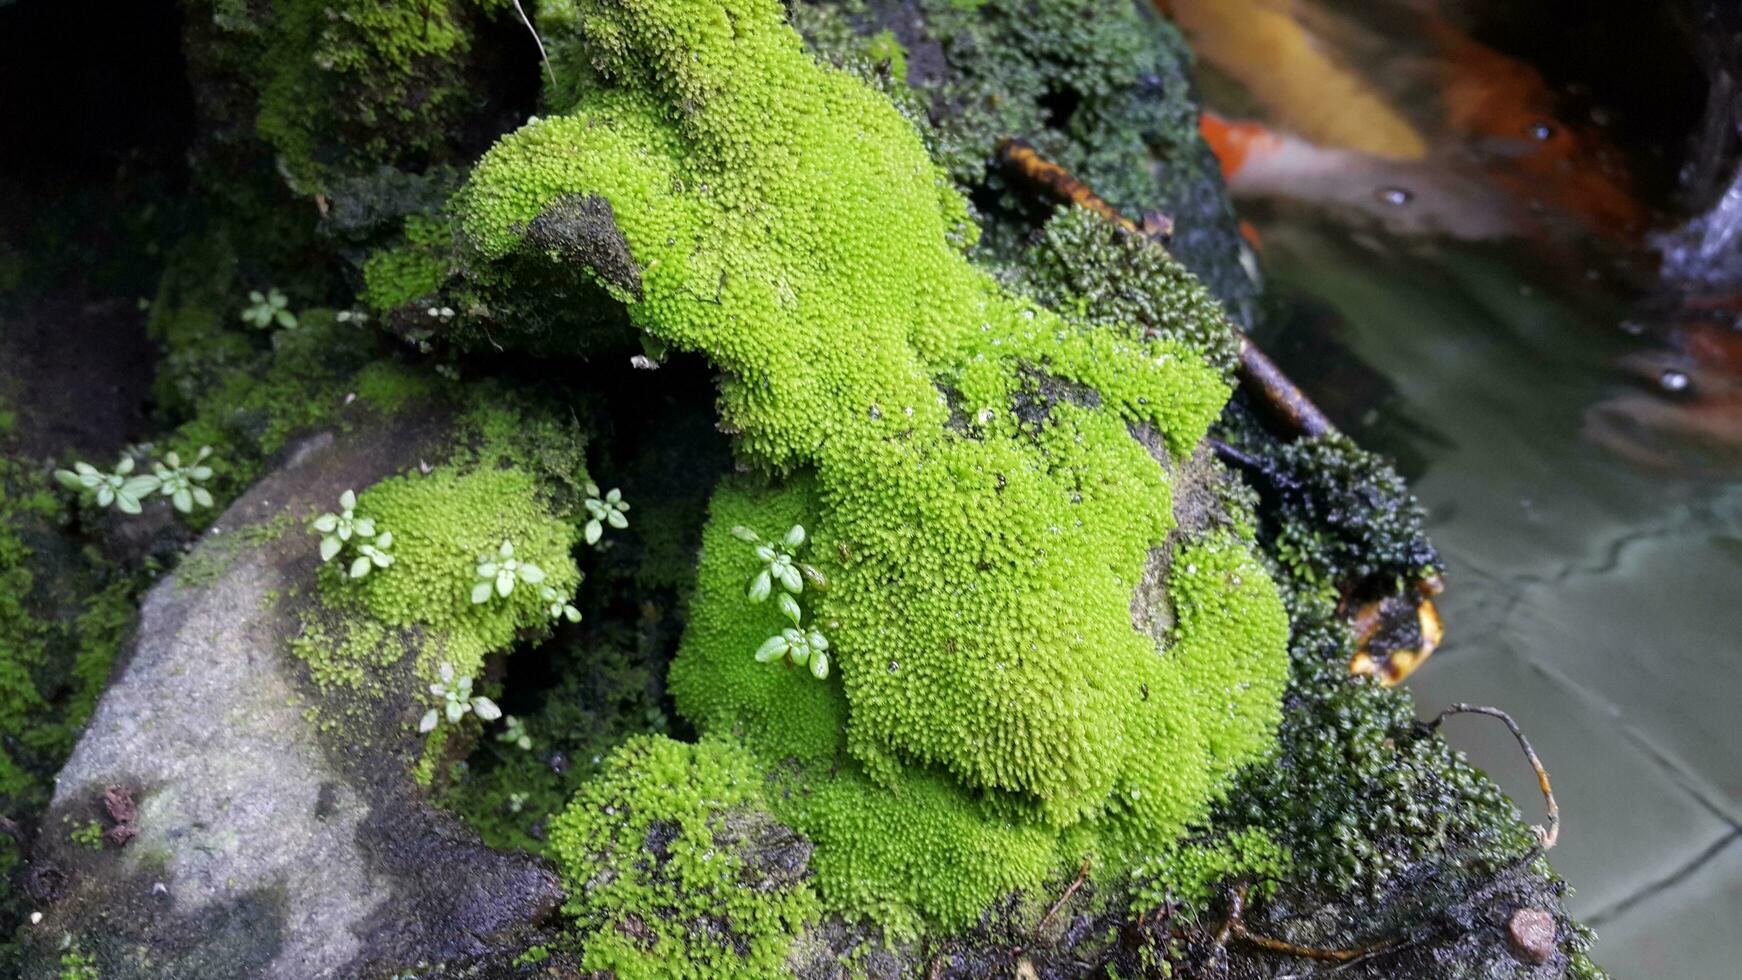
[
  {"x1": 312, "y1": 489, "x2": 392, "y2": 577},
  {"x1": 732, "y1": 523, "x2": 824, "y2": 602},
  {"x1": 498, "y1": 715, "x2": 533, "y2": 750},
  {"x1": 69, "y1": 820, "x2": 104, "y2": 850},
  {"x1": 241, "y1": 288, "x2": 297, "y2": 329},
  {"x1": 472, "y1": 538, "x2": 545, "y2": 603},
  {"x1": 350, "y1": 532, "x2": 395, "y2": 579},
  {"x1": 539, "y1": 584, "x2": 582, "y2": 622},
  {"x1": 313, "y1": 489, "x2": 374, "y2": 560},
  {"x1": 153, "y1": 446, "x2": 216, "y2": 513},
  {"x1": 420, "y1": 663, "x2": 502, "y2": 732},
  {"x1": 754, "y1": 623, "x2": 831, "y2": 680},
  {"x1": 736, "y1": 523, "x2": 831, "y2": 680},
  {"x1": 582, "y1": 482, "x2": 630, "y2": 545},
  {"x1": 55, "y1": 456, "x2": 160, "y2": 514}
]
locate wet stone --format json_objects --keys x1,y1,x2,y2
[{"x1": 1508, "y1": 906, "x2": 1558, "y2": 965}]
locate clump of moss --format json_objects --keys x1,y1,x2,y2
[
  {"x1": 1220, "y1": 584, "x2": 1528, "y2": 902},
  {"x1": 294, "y1": 408, "x2": 586, "y2": 696},
  {"x1": 1010, "y1": 207, "x2": 1241, "y2": 378},
  {"x1": 205, "y1": 0, "x2": 501, "y2": 194},
  {"x1": 790, "y1": 0, "x2": 1254, "y2": 307},
  {"x1": 667, "y1": 477, "x2": 1287, "y2": 931},
  {"x1": 361, "y1": 213, "x2": 454, "y2": 314},
  {"x1": 346, "y1": 466, "x2": 579, "y2": 672},
  {"x1": 548, "y1": 735, "x2": 820, "y2": 979},
  {"x1": 1130, "y1": 827, "x2": 1289, "y2": 920},
  {"x1": 0, "y1": 406, "x2": 140, "y2": 966},
  {"x1": 1230, "y1": 432, "x2": 1442, "y2": 593},
  {"x1": 454, "y1": 0, "x2": 1288, "y2": 933}
]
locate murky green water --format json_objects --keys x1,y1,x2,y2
[{"x1": 1260, "y1": 222, "x2": 1742, "y2": 978}]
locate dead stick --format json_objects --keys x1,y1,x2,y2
[
  {"x1": 997, "y1": 139, "x2": 1143, "y2": 235},
  {"x1": 1223, "y1": 884, "x2": 1389, "y2": 963},
  {"x1": 994, "y1": 138, "x2": 1336, "y2": 440},
  {"x1": 1427, "y1": 703, "x2": 1560, "y2": 849},
  {"x1": 1036, "y1": 858, "x2": 1091, "y2": 938},
  {"x1": 1235, "y1": 333, "x2": 1335, "y2": 438}
]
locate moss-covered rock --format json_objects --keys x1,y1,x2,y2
[
  {"x1": 449, "y1": 0, "x2": 1293, "y2": 944},
  {"x1": 184, "y1": 0, "x2": 511, "y2": 195},
  {"x1": 23, "y1": 400, "x2": 569, "y2": 979}
]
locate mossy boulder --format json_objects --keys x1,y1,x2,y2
[
  {"x1": 441, "y1": 0, "x2": 1293, "y2": 949},
  {"x1": 23, "y1": 405, "x2": 570, "y2": 979}
]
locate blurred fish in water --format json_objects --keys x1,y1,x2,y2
[
  {"x1": 1166, "y1": 0, "x2": 1647, "y2": 248},
  {"x1": 1422, "y1": 8, "x2": 1648, "y2": 243},
  {"x1": 1169, "y1": 0, "x2": 1742, "y2": 476},
  {"x1": 1159, "y1": 0, "x2": 1429, "y2": 161},
  {"x1": 1585, "y1": 309, "x2": 1742, "y2": 477},
  {"x1": 1197, "y1": 110, "x2": 1518, "y2": 240}
]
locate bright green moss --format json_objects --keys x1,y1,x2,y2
[
  {"x1": 1129, "y1": 827, "x2": 1288, "y2": 920},
  {"x1": 309, "y1": 462, "x2": 581, "y2": 687},
  {"x1": 350, "y1": 361, "x2": 438, "y2": 414},
  {"x1": 775, "y1": 764, "x2": 1059, "y2": 936},
  {"x1": 549, "y1": 735, "x2": 820, "y2": 978},
  {"x1": 68, "y1": 820, "x2": 104, "y2": 850},
  {"x1": 459, "y1": 0, "x2": 1288, "y2": 931},
  {"x1": 793, "y1": 0, "x2": 1250, "y2": 297},
  {"x1": 669, "y1": 481, "x2": 1288, "y2": 930},
  {"x1": 360, "y1": 214, "x2": 453, "y2": 313},
  {"x1": 458, "y1": 0, "x2": 1268, "y2": 811},
  {"x1": 668, "y1": 479, "x2": 845, "y2": 767},
  {"x1": 57, "y1": 946, "x2": 99, "y2": 980}
]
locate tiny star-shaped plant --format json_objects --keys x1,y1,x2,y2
[
  {"x1": 754, "y1": 624, "x2": 831, "y2": 680},
  {"x1": 498, "y1": 715, "x2": 533, "y2": 751},
  {"x1": 311, "y1": 489, "x2": 377, "y2": 562},
  {"x1": 539, "y1": 584, "x2": 582, "y2": 623},
  {"x1": 583, "y1": 482, "x2": 629, "y2": 545},
  {"x1": 419, "y1": 663, "x2": 502, "y2": 733},
  {"x1": 472, "y1": 539, "x2": 545, "y2": 603},
  {"x1": 151, "y1": 446, "x2": 216, "y2": 513},
  {"x1": 241, "y1": 288, "x2": 297, "y2": 329},
  {"x1": 55, "y1": 456, "x2": 161, "y2": 514},
  {"x1": 733, "y1": 523, "x2": 825, "y2": 603},
  {"x1": 349, "y1": 531, "x2": 395, "y2": 579}
]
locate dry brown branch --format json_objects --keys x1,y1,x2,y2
[{"x1": 1427, "y1": 703, "x2": 1560, "y2": 849}]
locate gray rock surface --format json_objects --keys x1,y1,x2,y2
[{"x1": 25, "y1": 409, "x2": 561, "y2": 979}]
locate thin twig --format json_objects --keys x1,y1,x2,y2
[
  {"x1": 1427, "y1": 703, "x2": 1560, "y2": 849},
  {"x1": 1221, "y1": 884, "x2": 1394, "y2": 964},
  {"x1": 1234, "y1": 332, "x2": 1336, "y2": 438},
  {"x1": 510, "y1": 0, "x2": 557, "y2": 90},
  {"x1": 1035, "y1": 858, "x2": 1091, "y2": 938},
  {"x1": 996, "y1": 139, "x2": 1144, "y2": 235}
]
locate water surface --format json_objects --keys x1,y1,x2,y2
[{"x1": 1260, "y1": 222, "x2": 1742, "y2": 978}]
